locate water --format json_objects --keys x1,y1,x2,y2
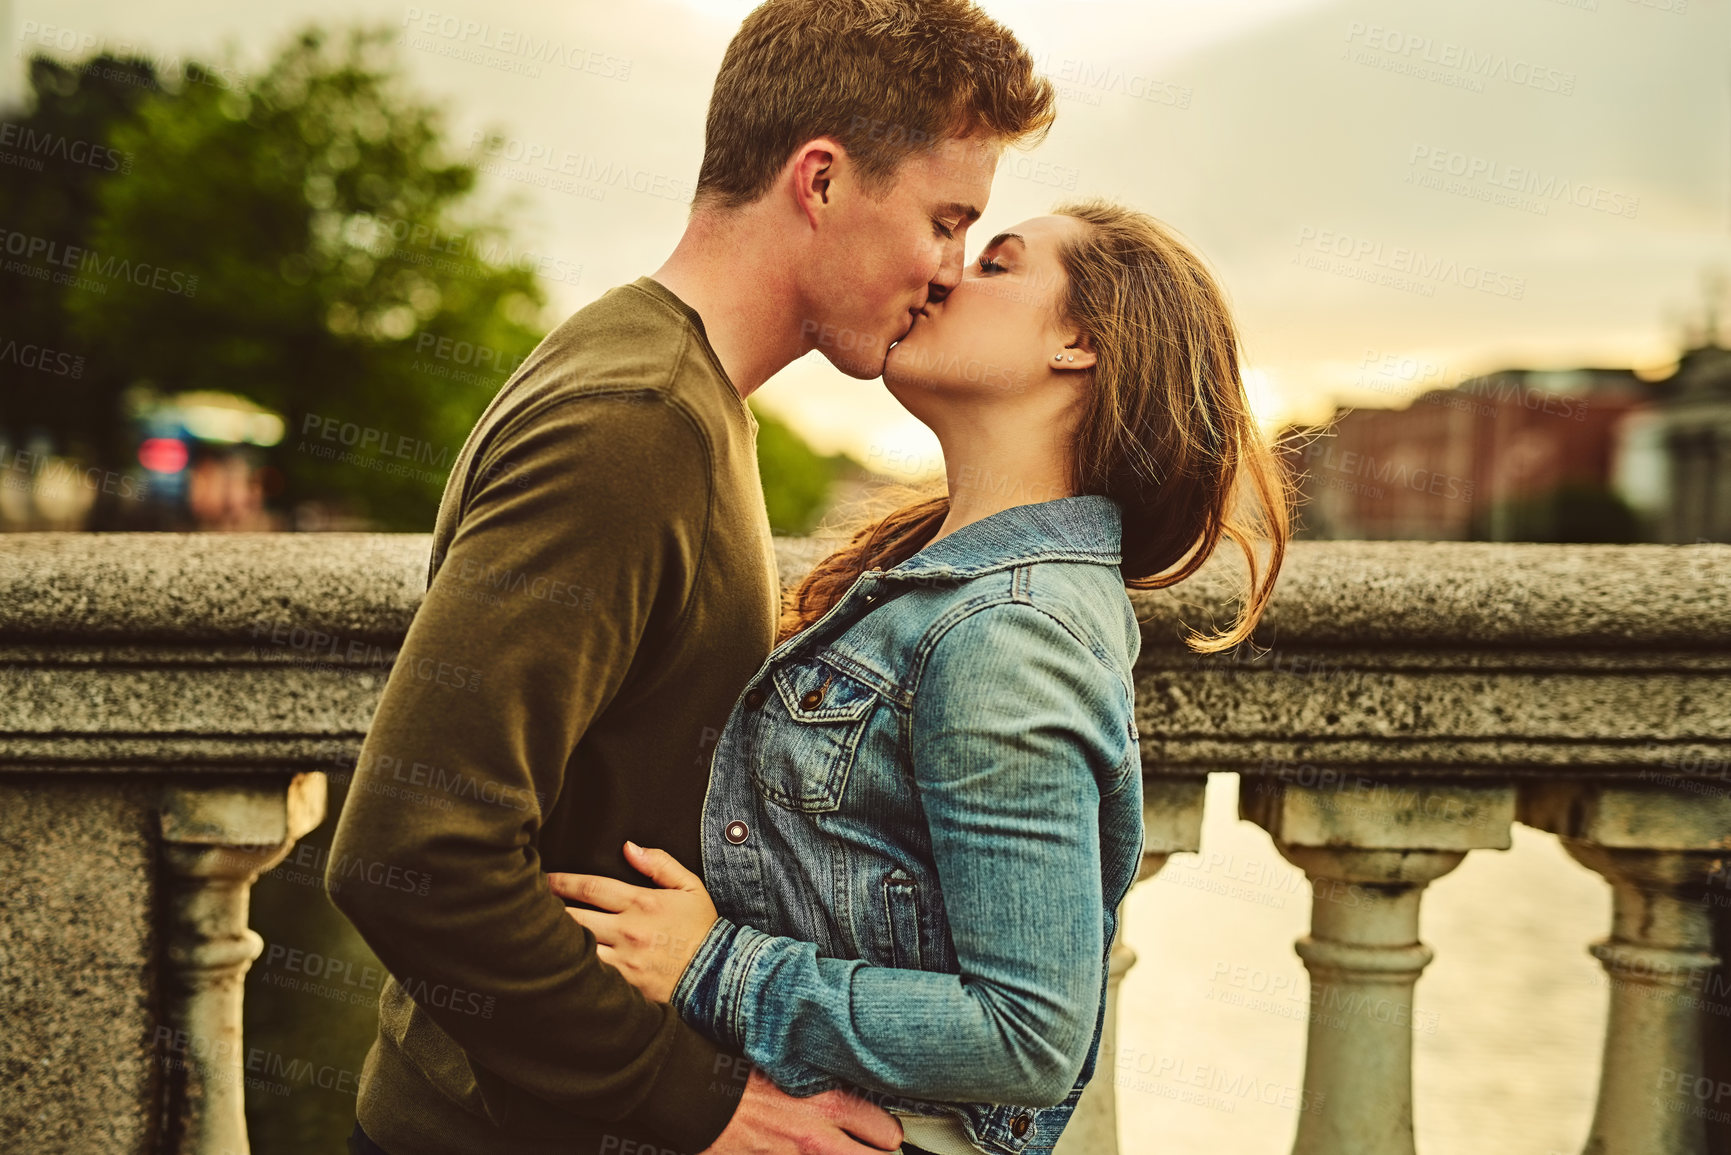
[{"x1": 1115, "y1": 773, "x2": 1610, "y2": 1155}]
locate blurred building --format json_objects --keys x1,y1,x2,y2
[
  {"x1": 1620, "y1": 344, "x2": 1731, "y2": 543},
  {"x1": 1289, "y1": 368, "x2": 1652, "y2": 542}
]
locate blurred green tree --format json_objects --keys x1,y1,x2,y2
[
  {"x1": 67, "y1": 27, "x2": 548, "y2": 529},
  {"x1": 751, "y1": 401, "x2": 851, "y2": 535},
  {"x1": 0, "y1": 55, "x2": 163, "y2": 481},
  {"x1": 9, "y1": 24, "x2": 843, "y2": 533}
]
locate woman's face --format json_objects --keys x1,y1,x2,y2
[{"x1": 883, "y1": 214, "x2": 1088, "y2": 409}]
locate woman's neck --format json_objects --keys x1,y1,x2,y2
[{"x1": 928, "y1": 413, "x2": 1075, "y2": 546}]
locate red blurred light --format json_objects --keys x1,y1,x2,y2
[{"x1": 138, "y1": 438, "x2": 190, "y2": 474}]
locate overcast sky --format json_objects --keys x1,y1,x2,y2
[{"x1": 9, "y1": 0, "x2": 1728, "y2": 472}]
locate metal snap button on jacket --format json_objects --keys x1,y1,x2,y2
[
  {"x1": 724, "y1": 820, "x2": 749, "y2": 845},
  {"x1": 1011, "y1": 1112, "x2": 1032, "y2": 1138},
  {"x1": 799, "y1": 687, "x2": 825, "y2": 709},
  {"x1": 743, "y1": 687, "x2": 766, "y2": 710}
]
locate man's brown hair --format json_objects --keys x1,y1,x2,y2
[{"x1": 696, "y1": 0, "x2": 1057, "y2": 209}]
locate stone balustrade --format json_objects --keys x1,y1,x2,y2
[
  {"x1": 2, "y1": 534, "x2": 1728, "y2": 1154},
  {"x1": 1091, "y1": 540, "x2": 1731, "y2": 1155}
]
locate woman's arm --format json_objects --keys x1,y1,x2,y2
[{"x1": 561, "y1": 601, "x2": 1135, "y2": 1108}]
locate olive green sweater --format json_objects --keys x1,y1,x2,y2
[{"x1": 327, "y1": 277, "x2": 780, "y2": 1154}]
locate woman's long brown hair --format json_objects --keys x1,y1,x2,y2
[{"x1": 780, "y1": 199, "x2": 1291, "y2": 652}]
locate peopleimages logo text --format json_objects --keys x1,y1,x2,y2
[
  {"x1": 402, "y1": 9, "x2": 632, "y2": 79},
  {"x1": 0, "y1": 338, "x2": 83, "y2": 378},
  {"x1": 1294, "y1": 227, "x2": 1525, "y2": 300},
  {"x1": 0, "y1": 122, "x2": 132, "y2": 173},
  {"x1": 0, "y1": 228, "x2": 197, "y2": 297},
  {"x1": 1408, "y1": 146, "x2": 1639, "y2": 219},
  {"x1": 1343, "y1": 22, "x2": 1577, "y2": 94}
]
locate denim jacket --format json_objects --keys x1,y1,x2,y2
[{"x1": 671, "y1": 494, "x2": 1147, "y2": 1154}]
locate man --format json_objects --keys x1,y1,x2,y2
[{"x1": 326, "y1": 2, "x2": 1055, "y2": 1152}]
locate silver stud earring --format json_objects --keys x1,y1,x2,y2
[
  {"x1": 1053, "y1": 353, "x2": 1063, "y2": 361},
  {"x1": 1065, "y1": 354, "x2": 1075, "y2": 362}
]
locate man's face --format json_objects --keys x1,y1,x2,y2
[{"x1": 802, "y1": 135, "x2": 1000, "y2": 379}]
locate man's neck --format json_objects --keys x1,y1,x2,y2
[{"x1": 650, "y1": 210, "x2": 810, "y2": 398}]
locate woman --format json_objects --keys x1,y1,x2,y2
[{"x1": 547, "y1": 200, "x2": 1289, "y2": 1154}]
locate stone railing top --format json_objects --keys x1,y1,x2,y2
[
  {"x1": 0, "y1": 533, "x2": 431, "y2": 643},
  {"x1": 1132, "y1": 539, "x2": 1731, "y2": 650},
  {"x1": 1, "y1": 533, "x2": 1728, "y2": 649}
]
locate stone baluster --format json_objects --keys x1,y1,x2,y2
[
  {"x1": 1057, "y1": 779, "x2": 1207, "y2": 1155},
  {"x1": 1520, "y1": 781, "x2": 1731, "y2": 1155},
  {"x1": 154, "y1": 773, "x2": 326, "y2": 1155},
  {"x1": 1242, "y1": 776, "x2": 1516, "y2": 1155}
]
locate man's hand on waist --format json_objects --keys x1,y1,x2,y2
[{"x1": 702, "y1": 1069, "x2": 902, "y2": 1155}]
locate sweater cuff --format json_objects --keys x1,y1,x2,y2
[{"x1": 621, "y1": 1010, "x2": 746, "y2": 1152}]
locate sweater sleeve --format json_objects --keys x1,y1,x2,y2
[{"x1": 326, "y1": 389, "x2": 744, "y2": 1151}]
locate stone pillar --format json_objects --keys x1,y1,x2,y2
[
  {"x1": 154, "y1": 774, "x2": 326, "y2": 1155},
  {"x1": 1521, "y1": 781, "x2": 1731, "y2": 1155},
  {"x1": 1242, "y1": 777, "x2": 1516, "y2": 1155},
  {"x1": 1056, "y1": 779, "x2": 1207, "y2": 1155}
]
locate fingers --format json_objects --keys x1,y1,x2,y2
[
  {"x1": 546, "y1": 871, "x2": 645, "y2": 913},
  {"x1": 563, "y1": 904, "x2": 621, "y2": 947},
  {"x1": 809, "y1": 1121, "x2": 902, "y2": 1155},
  {"x1": 824, "y1": 1092, "x2": 903, "y2": 1153},
  {"x1": 623, "y1": 840, "x2": 703, "y2": 891},
  {"x1": 718, "y1": 1071, "x2": 903, "y2": 1155}
]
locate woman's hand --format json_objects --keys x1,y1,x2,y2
[{"x1": 547, "y1": 841, "x2": 719, "y2": 1004}]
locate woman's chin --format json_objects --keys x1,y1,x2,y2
[
  {"x1": 882, "y1": 344, "x2": 917, "y2": 391},
  {"x1": 883, "y1": 363, "x2": 938, "y2": 398},
  {"x1": 882, "y1": 358, "x2": 940, "y2": 414}
]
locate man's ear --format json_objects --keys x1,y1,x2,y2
[{"x1": 789, "y1": 137, "x2": 845, "y2": 230}]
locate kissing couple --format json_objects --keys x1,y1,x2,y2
[{"x1": 329, "y1": 1, "x2": 1289, "y2": 1152}]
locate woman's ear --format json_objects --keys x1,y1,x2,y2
[{"x1": 1052, "y1": 331, "x2": 1097, "y2": 372}]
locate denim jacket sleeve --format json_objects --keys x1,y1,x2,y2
[{"x1": 671, "y1": 600, "x2": 1131, "y2": 1107}]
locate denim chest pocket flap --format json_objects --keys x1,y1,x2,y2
[{"x1": 752, "y1": 658, "x2": 879, "y2": 813}]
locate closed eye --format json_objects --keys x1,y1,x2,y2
[{"x1": 976, "y1": 255, "x2": 1007, "y2": 274}]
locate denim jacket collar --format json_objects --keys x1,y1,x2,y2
[{"x1": 882, "y1": 494, "x2": 1122, "y2": 582}]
